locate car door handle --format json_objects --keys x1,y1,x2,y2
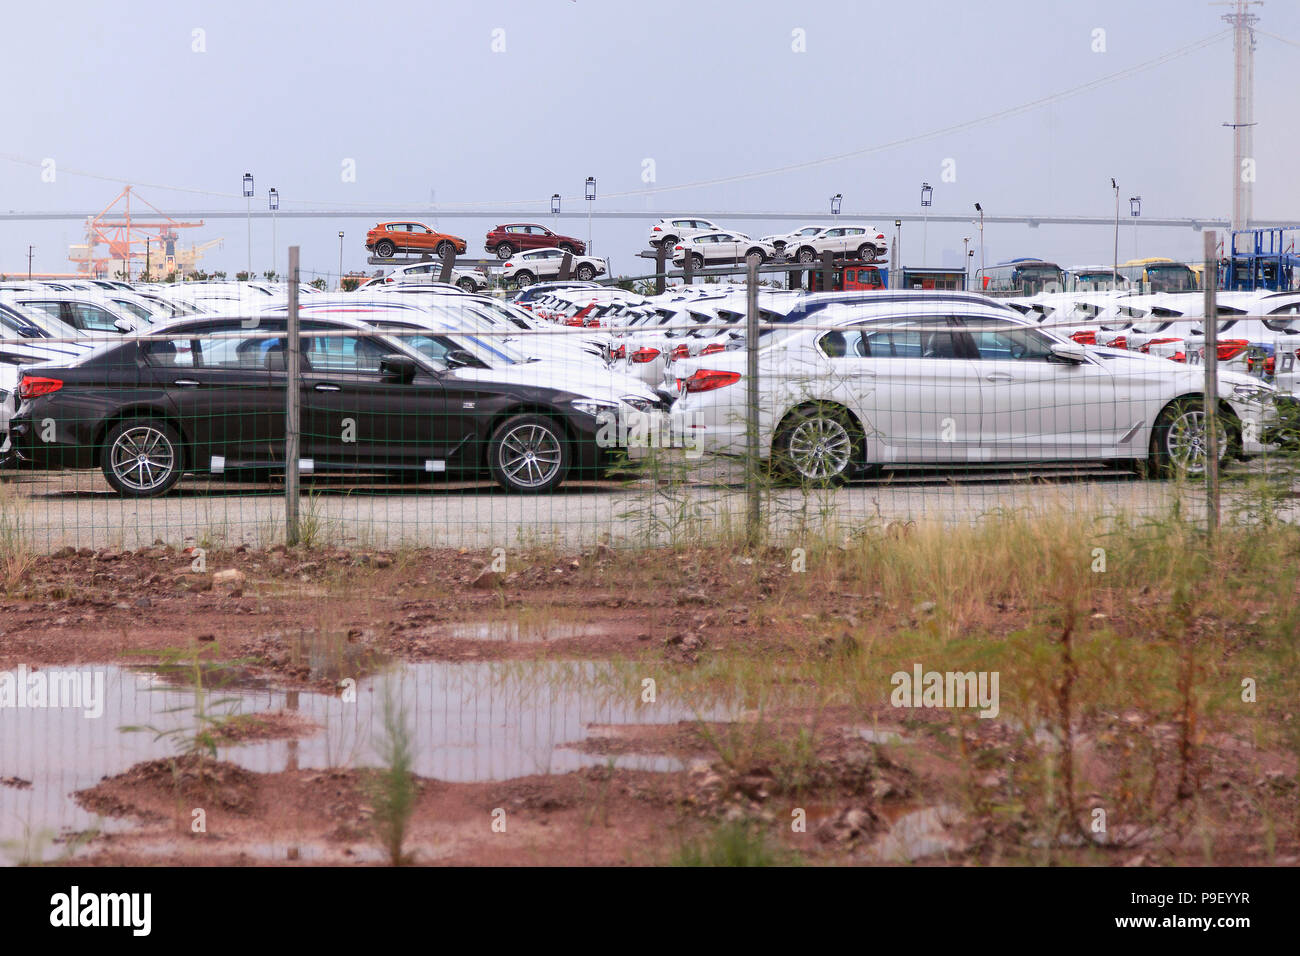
[
  {"x1": 313, "y1": 383, "x2": 341, "y2": 392},
  {"x1": 173, "y1": 379, "x2": 200, "y2": 387},
  {"x1": 985, "y1": 372, "x2": 1014, "y2": 383}
]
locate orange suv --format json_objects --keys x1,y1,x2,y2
[{"x1": 365, "y1": 221, "x2": 467, "y2": 259}]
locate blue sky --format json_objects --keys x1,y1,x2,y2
[{"x1": 4, "y1": 0, "x2": 1299, "y2": 280}]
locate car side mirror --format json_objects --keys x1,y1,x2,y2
[
  {"x1": 114, "y1": 317, "x2": 134, "y2": 332},
  {"x1": 380, "y1": 354, "x2": 418, "y2": 383},
  {"x1": 1049, "y1": 341, "x2": 1087, "y2": 364},
  {"x1": 443, "y1": 348, "x2": 482, "y2": 369}
]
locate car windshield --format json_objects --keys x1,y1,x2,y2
[{"x1": 376, "y1": 323, "x2": 524, "y2": 367}]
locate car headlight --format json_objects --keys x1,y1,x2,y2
[
  {"x1": 1232, "y1": 383, "x2": 1274, "y2": 402},
  {"x1": 619, "y1": 395, "x2": 655, "y2": 412},
  {"x1": 571, "y1": 398, "x2": 618, "y2": 417}
]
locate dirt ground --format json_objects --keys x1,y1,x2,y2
[{"x1": 1, "y1": 542, "x2": 1297, "y2": 866}]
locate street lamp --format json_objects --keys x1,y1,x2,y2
[
  {"x1": 974, "y1": 203, "x2": 985, "y2": 287},
  {"x1": 830, "y1": 193, "x2": 842, "y2": 217},
  {"x1": 1111, "y1": 178, "x2": 1120, "y2": 291},
  {"x1": 242, "y1": 172, "x2": 254, "y2": 277},
  {"x1": 894, "y1": 219, "x2": 903, "y2": 289},
  {"x1": 269, "y1": 188, "x2": 279, "y2": 277},
  {"x1": 962, "y1": 237, "x2": 970, "y2": 289},
  {"x1": 584, "y1": 176, "x2": 596, "y2": 252},
  {"x1": 1129, "y1": 195, "x2": 1141, "y2": 265},
  {"x1": 338, "y1": 231, "x2": 344, "y2": 288},
  {"x1": 920, "y1": 182, "x2": 933, "y2": 265},
  {"x1": 551, "y1": 193, "x2": 561, "y2": 215}
]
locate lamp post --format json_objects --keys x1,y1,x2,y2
[
  {"x1": 551, "y1": 192, "x2": 561, "y2": 232},
  {"x1": 145, "y1": 238, "x2": 151, "y2": 280},
  {"x1": 974, "y1": 203, "x2": 985, "y2": 288},
  {"x1": 830, "y1": 193, "x2": 842, "y2": 218},
  {"x1": 920, "y1": 182, "x2": 933, "y2": 265},
  {"x1": 584, "y1": 177, "x2": 596, "y2": 253},
  {"x1": 27, "y1": 245, "x2": 32, "y2": 281},
  {"x1": 338, "y1": 231, "x2": 344, "y2": 288},
  {"x1": 893, "y1": 219, "x2": 902, "y2": 289},
  {"x1": 242, "y1": 172, "x2": 254, "y2": 277},
  {"x1": 269, "y1": 188, "x2": 279, "y2": 277},
  {"x1": 1111, "y1": 178, "x2": 1119, "y2": 291},
  {"x1": 1129, "y1": 195, "x2": 1141, "y2": 266},
  {"x1": 962, "y1": 237, "x2": 970, "y2": 289}
]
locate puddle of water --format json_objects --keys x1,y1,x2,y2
[
  {"x1": 867, "y1": 804, "x2": 966, "y2": 862},
  {"x1": 0, "y1": 660, "x2": 719, "y2": 864},
  {"x1": 442, "y1": 621, "x2": 605, "y2": 643}
]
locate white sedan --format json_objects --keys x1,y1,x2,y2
[
  {"x1": 669, "y1": 297, "x2": 1277, "y2": 481},
  {"x1": 503, "y1": 248, "x2": 608, "y2": 286}
]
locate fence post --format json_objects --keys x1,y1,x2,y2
[
  {"x1": 820, "y1": 250, "x2": 834, "y2": 294},
  {"x1": 655, "y1": 245, "x2": 666, "y2": 295},
  {"x1": 746, "y1": 253, "x2": 761, "y2": 545},
  {"x1": 438, "y1": 246, "x2": 456, "y2": 284},
  {"x1": 558, "y1": 251, "x2": 572, "y2": 281},
  {"x1": 285, "y1": 245, "x2": 301, "y2": 547},
  {"x1": 683, "y1": 249, "x2": 693, "y2": 285},
  {"x1": 1203, "y1": 230, "x2": 1220, "y2": 537}
]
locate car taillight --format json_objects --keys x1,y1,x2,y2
[
  {"x1": 653, "y1": 226, "x2": 661, "y2": 232},
  {"x1": 504, "y1": 261, "x2": 514, "y2": 268},
  {"x1": 671, "y1": 344, "x2": 691, "y2": 360},
  {"x1": 674, "y1": 245, "x2": 684, "y2": 252},
  {"x1": 876, "y1": 234, "x2": 885, "y2": 239},
  {"x1": 1216, "y1": 339, "x2": 1249, "y2": 361},
  {"x1": 1173, "y1": 351, "x2": 1187, "y2": 363},
  {"x1": 613, "y1": 345, "x2": 626, "y2": 359},
  {"x1": 1109, "y1": 336, "x2": 1127, "y2": 350},
  {"x1": 683, "y1": 369, "x2": 741, "y2": 394},
  {"x1": 1070, "y1": 330, "x2": 1096, "y2": 346},
  {"x1": 584, "y1": 318, "x2": 600, "y2": 328},
  {"x1": 18, "y1": 376, "x2": 62, "y2": 400},
  {"x1": 700, "y1": 343, "x2": 726, "y2": 355},
  {"x1": 630, "y1": 347, "x2": 661, "y2": 363},
  {"x1": 1141, "y1": 337, "x2": 1181, "y2": 353},
  {"x1": 1265, "y1": 356, "x2": 1276, "y2": 375}
]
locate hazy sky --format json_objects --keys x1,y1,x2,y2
[{"x1": 4, "y1": 0, "x2": 1299, "y2": 281}]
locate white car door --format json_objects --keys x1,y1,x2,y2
[
  {"x1": 832, "y1": 317, "x2": 984, "y2": 463},
  {"x1": 960, "y1": 316, "x2": 1121, "y2": 460}
]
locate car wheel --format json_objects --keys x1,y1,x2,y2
[
  {"x1": 436, "y1": 241, "x2": 455, "y2": 259},
  {"x1": 514, "y1": 271, "x2": 535, "y2": 288},
  {"x1": 575, "y1": 264, "x2": 596, "y2": 281},
  {"x1": 458, "y1": 278, "x2": 477, "y2": 292},
  {"x1": 559, "y1": 243, "x2": 576, "y2": 255},
  {"x1": 101, "y1": 418, "x2": 183, "y2": 497},
  {"x1": 488, "y1": 413, "x2": 569, "y2": 493},
  {"x1": 375, "y1": 240, "x2": 396, "y2": 258},
  {"x1": 747, "y1": 248, "x2": 767, "y2": 264},
  {"x1": 797, "y1": 247, "x2": 816, "y2": 265},
  {"x1": 659, "y1": 235, "x2": 678, "y2": 250},
  {"x1": 858, "y1": 244, "x2": 879, "y2": 261},
  {"x1": 772, "y1": 404, "x2": 860, "y2": 485},
  {"x1": 495, "y1": 243, "x2": 515, "y2": 259},
  {"x1": 690, "y1": 254, "x2": 705, "y2": 272},
  {"x1": 1147, "y1": 397, "x2": 1234, "y2": 478}
]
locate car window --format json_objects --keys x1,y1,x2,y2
[
  {"x1": 112, "y1": 299, "x2": 153, "y2": 321},
  {"x1": 70, "y1": 304, "x2": 124, "y2": 331},
  {"x1": 859, "y1": 318, "x2": 961, "y2": 359},
  {"x1": 301, "y1": 333, "x2": 389, "y2": 372},
  {"x1": 961, "y1": 318, "x2": 1055, "y2": 361},
  {"x1": 144, "y1": 338, "x2": 196, "y2": 368},
  {"x1": 817, "y1": 330, "x2": 863, "y2": 358},
  {"x1": 194, "y1": 332, "x2": 285, "y2": 370}
]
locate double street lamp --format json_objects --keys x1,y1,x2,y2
[
  {"x1": 584, "y1": 177, "x2": 596, "y2": 252},
  {"x1": 920, "y1": 182, "x2": 933, "y2": 264},
  {"x1": 269, "y1": 187, "x2": 279, "y2": 276},
  {"x1": 242, "y1": 172, "x2": 254, "y2": 276},
  {"x1": 830, "y1": 193, "x2": 842, "y2": 217}
]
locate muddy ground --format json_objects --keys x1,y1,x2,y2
[{"x1": 1, "y1": 542, "x2": 1297, "y2": 866}]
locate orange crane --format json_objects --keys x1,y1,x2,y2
[{"x1": 68, "y1": 186, "x2": 205, "y2": 278}]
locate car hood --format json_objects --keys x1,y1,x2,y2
[{"x1": 449, "y1": 360, "x2": 659, "y2": 403}]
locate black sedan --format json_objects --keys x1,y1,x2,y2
[{"x1": 4, "y1": 315, "x2": 661, "y2": 496}]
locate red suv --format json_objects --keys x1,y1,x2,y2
[{"x1": 485, "y1": 223, "x2": 585, "y2": 259}]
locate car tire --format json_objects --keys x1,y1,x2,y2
[
  {"x1": 101, "y1": 418, "x2": 183, "y2": 497},
  {"x1": 690, "y1": 254, "x2": 705, "y2": 272},
  {"x1": 487, "y1": 413, "x2": 569, "y2": 493},
  {"x1": 435, "y1": 241, "x2": 455, "y2": 259},
  {"x1": 374, "y1": 240, "x2": 396, "y2": 259},
  {"x1": 559, "y1": 243, "x2": 576, "y2": 255},
  {"x1": 797, "y1": 247, "x2": 816, "y2": 264},
  {"x1": 772, "y1": 403, "x2": 861, "y2": 486},
  {"x1": 458, "y1": 277, "x2": 477, "y2": 292},
  {"x1": 659, "y1": 235, "x2": 678, "y2": 250},
  {"x1": 1147, "y1": 397, "x2": 1236, "y2": 478},
  {"x1": 495, "y1": 243, "x2": 515, "y2": 259},
  {"x1": 746, "y1": 248, "x2": 767, "y2": 264},
  {"x1": 575, "y1": 264, "x2": 596, "y2": 281},
  {"x1": 514, "y1": 271, "x2": 535, "y2": 288},
  {"x1": 858, "y1": 244, "x2": 879, "y2": 261}
]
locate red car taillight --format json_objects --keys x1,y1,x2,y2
[
  {"x1": 700, "y1": 343, "x2": 727, "y2": 355},
  {"x1": 1070, "y1": 330, "x2": 1096, "y2": 346},
  {"x1": 683, "y1": 369, "x2": 741, "y2": 394},
  {"x1": 1140, "y1": 337, "x2": 1181, "y2": 353},
  {"x1": 19, "y1": 376, "x2": 62, "y2": 400},
  {"x1": 1173, "y1": 351, "x2": 1187, "y2": 363},
  {"x1": 630, "y1": 347, "x2": 661, "y2": 363},
  {"x1": 1216, "y1": 339, "x2": 1249, "y2": 361},
  {"x1": 653, "y1": 226, "x2": 662, "y2": 232},
  {"x1": 876, "y1": 234, "x2": 885, "y2": 239},
  {"x1": 1109, "y1": 336, "x2": 1128, "y2": 350},
  {"x1": 613, "y1": 345, "x2": 626, "y2": 359},
  {"x1": 670, "y1": 344, "x2": 691, "y2": 360},
  {"x1": 1265, "y1": 356, "x2": 1276, "y2": 375}
]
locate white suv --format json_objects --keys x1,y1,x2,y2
[
  {"x1": 760, "y1": 224, "x2": 826, "y2": 255},
  {"x1": 671, "y1": 231, "x2": 776, "y2": 269},
  {"x1": 787, "y1": 225, "x2": 888, "y2": 264},
  {"x1": 647, "y1": 217, "x2": 722, "y2": 250},
  {"x1": 502, "y1": 248, "x2": 608, "y2": 287},
  {"x1": 383, "y1": 261, "x2": 488, "y2": 292}
]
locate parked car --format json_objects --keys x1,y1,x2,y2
[
  {"x1": 510, "y1": 281, "x2": 602, "y2": 308},
  {"x1": 646, "y1": 217, "x2": 723, "y2": 250},
  {"x1": 365, "y1": 221, "x2": 467, "y2": 260},
  {"x1": 380, "y1": 261, "x2": 489, "y2": 292},
  {"x1": 502, "y1": 248, "x2": 608, "y2": 286},
  {"x1": 759, "y1": 224, "x2": 826, "y2": 254},
  {"x1": 5, "y1": 314, "x2": 664, "y2": 496},
  {"x1": 786, "y1": 225, "x2": 888, "y2": 264},
  {"x1": 485, "y1": 223, "x2": 586, "y2": 259},
  {"x1": 669, "y1": 295, "x2": 1277, "y2": 482},
  {"x1": 671, "y1": 231, "x2": 776, "y2": 269}
]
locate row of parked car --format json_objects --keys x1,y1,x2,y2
[
  {"x1": 0, "y1": 274, "x2": 1289, "y2": 495},
  {"x1": 647, "y1": 217, "x2": 890, "y2": 267}
]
